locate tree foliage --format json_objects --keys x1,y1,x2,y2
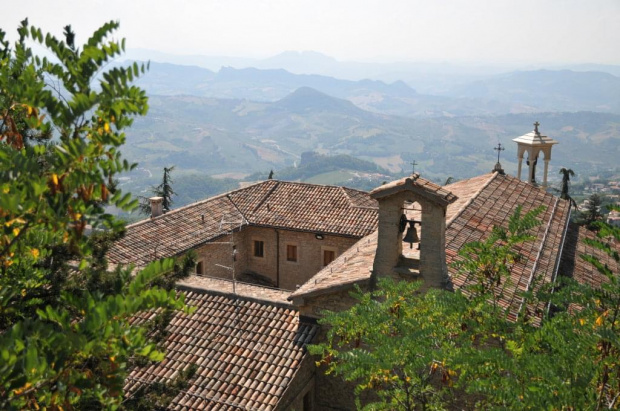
[
  {"x1": 578, "y1": 193, "x2": 604, "y2": 230},
  {"x1": 138, "y1": 166, "x2": 176, "y2": 215},
  {"x1": 310, "y1": 205, "x2": 620, "y2": 410},
  {"x1": 0, "y1": 20, "x2": 193, "y2": 409}
]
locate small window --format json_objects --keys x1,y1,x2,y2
[
  {"x1": 254, "y1": 240, "x2": 264, "y2": 258},
  {"x1": 323, "y1": 249, "x2": 336, "y2": 267},
  {"x1": 196, "y1": 261, "x2": 204, "y2": 275},
  {"x1": 286, "y1": 244, "x2": 298, "y2": 262}
]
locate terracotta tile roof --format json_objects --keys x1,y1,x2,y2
[
  {"x1": 445, "y1": 173, "x2": 571, "y2": 324},
  {"x1": 178, "y1": 275, "x2": 292, "y2": 305},
  {"x1": 125, "y1": 289, "x2": 318, "y2": 410},
  {"x1": 230, "y1": 180, "x2": 378, "y2": 237},
  {"x1": 108, "y1": 180, "x2": 378, "y2": 265},
  {"x1": 558, "y1": 223, "x2": 619, "y2": 289},
  {"x1": 292, "y1": 173, "x2": 573, "y2": 325}
]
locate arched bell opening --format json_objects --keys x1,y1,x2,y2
[
  {"x1": 525, "y1": 150, "x2": 540, "y2": 185},
  {"x1": 398, "y1": 200, "x2": 422, "y2": 271},
  {"x1": 370, "y1": 174, "x2": 456, "y2": 290}
]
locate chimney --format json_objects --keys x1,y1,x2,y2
[
  {"x1": 369, "y1": 174, "x2": 457, "y2": 291},
  {"x1": 150, "y1": 196, "x2": 164, "y2": 218}
]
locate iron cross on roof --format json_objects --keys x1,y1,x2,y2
[
  {"x1": 410, "y1": 160, "x2": 418, "y2": 175},
  {"x1": 534, "y1": 121, "x2": 540, "y2": 134},
  {"x1": 494, "y1": 143, "x2": 505, "y2": 163}
]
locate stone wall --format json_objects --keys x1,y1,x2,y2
[
  {"x1": 372, "y1": 191, "x2": 448, "y2": 290},
  {"x1": 192, "y1": 226, "x2": 359, "y2": 291},
  {"x1": 193, "y1": 231, "x2": 249, "y2": 279}
]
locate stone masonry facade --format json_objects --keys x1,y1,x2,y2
[{"x1": 193, "y1": 226, "x2": 359, "y2": 291}]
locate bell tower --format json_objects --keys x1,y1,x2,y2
[
  {"x1": 513, "y1": 122, "x2": 558, "y2": 187},
  {"x1": 369, "y1": 174, "x2": 457, "y2": 290}
]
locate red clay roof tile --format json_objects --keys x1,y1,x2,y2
[{"x1": 125, "y1": 290, "x2": 317, "y2": 410}]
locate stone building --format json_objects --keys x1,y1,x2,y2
[{"x1": 110, "y1": 124, "x2": 618, "y2": 410}]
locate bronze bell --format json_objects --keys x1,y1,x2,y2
[{"x1": 403, "y1": 222, "x2": 419, "y2": 248}]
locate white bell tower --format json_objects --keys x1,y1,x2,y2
[{"x1": 513, "y1": 122, "x2": 558, "y2": 187}]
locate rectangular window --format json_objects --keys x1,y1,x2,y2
[
  {"x1": 286, "y1": 244, "x2": 298, "y2": 262},
  {"x1": 196, "y1": 261, "x2": 204, "y2": 275},
  {"x1": 253, "y1": 240, "x2": 264, "y2": 258},
  {"x1": 323, "y1": 249, "x2": 336, "y2": 267}
]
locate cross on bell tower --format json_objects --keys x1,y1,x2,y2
[{"x1": 513, "y1": 122, "x2": 558, "y2": 187}]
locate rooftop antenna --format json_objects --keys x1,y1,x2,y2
[{"x1": 212, "y1": 212, "x2": 248, "y2": 325}]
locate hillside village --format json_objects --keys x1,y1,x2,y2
[{"x1": 106, "y1": 124, "x2": 620, "y2": 410}]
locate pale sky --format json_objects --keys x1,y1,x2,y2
[{"x1": 2, "y1": 0, "x2": 619, "y2": 65}]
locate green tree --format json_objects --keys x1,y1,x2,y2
[
  {"x1": 579, "y1": 193, "x2": 604, "y2": 229},
  {"x1": 310, "y1": 205, "x2": 620, "y2": 410},
  {"x1": 138, "y1": 165, "x2": 176, "y2": 215},
  {"x1": 0, "y1": 21, "x2": 193, "y2": 409}
]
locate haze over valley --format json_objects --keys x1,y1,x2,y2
[{"x1": 116, "y1": 54, "x2": 620, "y2": 207}]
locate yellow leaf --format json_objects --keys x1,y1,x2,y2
[
  {"x1": 13, "y1": 382, "x2": 32, "y2": 395},
  {"x1": 52, "y1": 173, "x2": 58, "y2": 186},
  {"x1": 2, "y1": 186, "x2": 8, "y2": 194},
  {"x1": 104, "y1": 122, "x2": 110, "y2": 132},
  {"x1": 21, "y1": 289, "x2": 26, "y2": 297},
  {"x1": 12, "y1": 228, "x2": 19, "y2": 237},
  {"x1": 596, "y1": 315, "x2": 604, "y2": 326},
  {"x1": 579, "y1": 318, "x2": 585, "y2": 326}
]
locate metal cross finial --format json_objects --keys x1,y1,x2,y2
[
  {"x1": 534, "y1": 121, "x2": 540, "y2": 134},
  {"x1": 494, "y1": 143, "x2": 505, "y2": 163},
  {"x1": 410, "y1": 160, "x2": 418, "y2": 175}
]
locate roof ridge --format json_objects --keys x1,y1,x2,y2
[
  {"x1": 446, "y1": 172, "x2": 498, "y2": 229},
  {"x1": 176, "y1": 282, "x2": 294, "y2": 310},
  {"x1": 123, "y1": 180, "x2": 271, "y2": 230},
  {"x1": 249, "y1": 180, "x2": 280, "y2": 214},
  {"x1": 274, "y1": 179, "x2": 365, "y2": 190}
]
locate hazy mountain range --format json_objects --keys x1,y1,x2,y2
[
  {"x1": 125, "y1": 49, "x2": 620, "y2": 93},
  {"x1": 123, "y1": 88, "x2": 620, "y2": 186},
  {"x1": 135, "y1": 62, "x2": 620, "y2": 116},
  {"x1": 114, "y1": 53, "x2": 619, "y2": 204}
]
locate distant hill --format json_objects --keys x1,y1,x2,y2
[
  {"x1": 121, "y1": 90, "x2": 620, "y2": 196},
  {"x1": 133, "y1": 62, "x2": 516, "y2": 116},
  {"x1": 133, "y1": 62, "x2": 619, "y2": 117},
  {"x1": 452, "y1": 70, "x2": 620, "y2": 113},
  {"x1": 133, "y1": 62, "x2": 215, "y2": 95}
]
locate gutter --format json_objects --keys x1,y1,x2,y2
[{"x1": 516, "y1": 196, "x2": 560, "y2": 320}]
